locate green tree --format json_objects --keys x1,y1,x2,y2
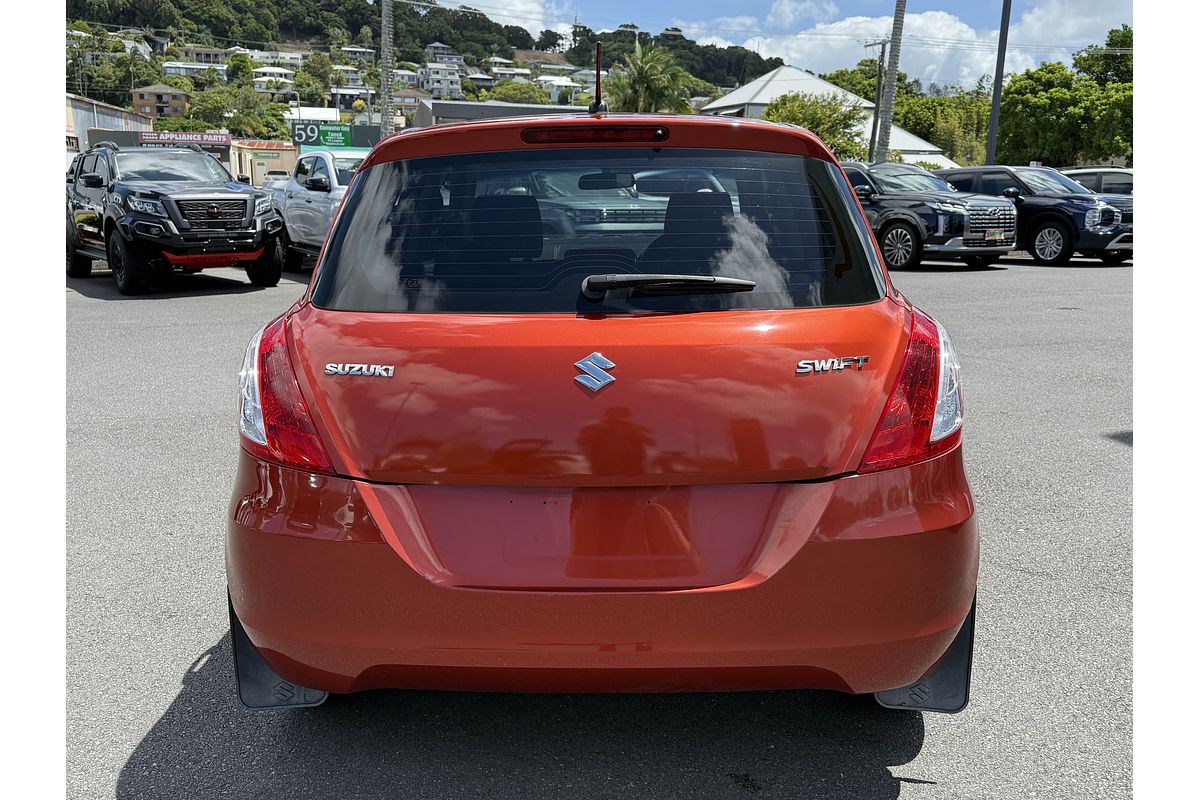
[
  {"x1": 820, "y1": 58, "x2": 920, "y2": 102},
  {"x1": 488, "y1": 80, "x2": 551, "y2": 104},
  {"x1": 193, "y1": 67, "x2": 224, "y2": 91},
  {"x1": 603, "y1": 41, "x2": 691, "y2": 113},
  {"x1": 761, "y1": 92, "x2": 869, "y2": 160},
  {"x1": 536, "y1": 30, "x2": 563, "y2": 52},
  {"x1": 504, "y1": 25, "x2": 534, "y2": 50},
  {"x1": 996, "y1": 61, "x2": 1129, "y2": 166},
  {"x1": 1073, "y1": 24, "x2": 1132, "y2": 86},
  {"x1": 304, "y1": 52, "x2": 333, "y2": 90},
  {"x1": 292, "y1": 71, "x2": 326, "y2": 105},
  {"x1": 226, "y1": 52, "x2": 255, "y2": 85},
  {"x1": 356, "y1": 24, "x2": 373, "y2": 48},
  {"x1": 557, "y1": 88, "x2": 573, "y2": 105}
]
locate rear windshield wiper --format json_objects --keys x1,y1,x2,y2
[{"x1": 581, "y1": 273, "x2": 757, "y2": 301}]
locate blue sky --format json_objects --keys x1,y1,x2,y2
[{"x1": 446, "y1": 1, "x2": 1132, "y2": 87}]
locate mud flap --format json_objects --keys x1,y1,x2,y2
[
  {"x1": 874, "y1": 596, "x2": 975, "y2": 714},
  {"x1": 229, "y1": 595, "x2": 327, "y2": 709}
]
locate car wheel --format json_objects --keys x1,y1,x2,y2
[
  {"x1": 108, "y1": 232, "x2": 148, "y2": 295},
  {"x1": 963, "y1": 255, "x2": 998, "y2": 269},
  {"x1": 275, "y1": 229, "x2": 306, "y2": 272},
  {"x1": 1029, "y1": 220, "x2": 1073, "y2": 265},
  {"x1": 879, "y1": 222, "x2": 921, "y2": 270},
  {"x1": 247, "y1": 242, "x2": 283, "y2": 287},
  {"x1": 1100, "y1": 250, "x2": 1131, "y2": 264},
  {"x1": 66, "y1": 236, "x2": 92, "y2": 279}
]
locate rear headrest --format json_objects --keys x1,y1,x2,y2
[
  {"x1": 664, "y1": 192, "x2": 734, "y2": 234},
  {"x1": 463, "y1": 195, "x2": 543, "y2": 260}
]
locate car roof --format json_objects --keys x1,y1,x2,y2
[
  {"x1": 361, "y1": 113, "x2": 838, "y2": 172},
  {"x1": 1061, "y1": 166, "x2": 1131, "y2": 173}
]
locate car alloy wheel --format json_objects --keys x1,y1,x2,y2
[
  {"x1": 1034, "y1": 227, "x2": 1064, "y2": 261},
  {"x1": 882, "y1": 226, "x2": 914, "y2": 268}
]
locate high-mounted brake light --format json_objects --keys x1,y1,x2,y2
[
  {"x1": 859, "y1": 309, "x2": 963, "y2": 473},
  {"x1": 238, "y1": 317, "x2": 334, "y2": 474},
  {"x1": 521, "y1": 126, "x2": 670, "y2": 144}
]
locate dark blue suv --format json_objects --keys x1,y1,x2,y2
[{"x1": 934, "y1": 166, "x2": 1132, "y2": 265}]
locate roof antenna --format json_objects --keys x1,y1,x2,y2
[{"x1": 588, "y1": 43, "x2": 608, "y2": 114}]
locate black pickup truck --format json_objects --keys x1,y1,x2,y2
[
  {"x1": 934, "y1": 165, "x2": 1131, "y2": 265},
  {"x1": 841, "y1": 162, "x2": 1018, "y2": 269},
  {"x1": 66, "y1": 142, "x2": 284, "y2": 294}
]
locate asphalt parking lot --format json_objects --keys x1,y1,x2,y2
[{"x1": 66, "y1": 253, "x2": 1131, "y2": 799}]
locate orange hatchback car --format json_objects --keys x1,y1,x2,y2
[{"x1": 227, "y1": 114, "x2": 978, "y2": 713}]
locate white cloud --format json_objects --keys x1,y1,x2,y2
[
  {"x1": 739, "y1": 1, "x2": 1130, "y2": 89},
  {"x1": 766, "y1": 2, "x2": 840, "y2": 31}
]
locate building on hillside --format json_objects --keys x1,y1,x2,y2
[
  {"x1": 699, "y1": 65, "x2": 958, "y2": 167},
  {"x1": 419, "y1": 63, "x2": 463, "y2": 99},
  {"x1": 535, "y1": 62, "x2": 578, "y2": 75},
  {"x1": 163, "y1": 61, "x2": 228, "y2": 81},
  {"x1": 394, "y1": 88, "x2": 433, "y2": 118},
  {"x1": 331, "y1": 64, "x2": 364, "y2": 87},
  {"x1": 535, "y1": 75, "x2": 583, "y2": 103},
  {"x1": 340, "y1": 45, "x2": 376, "y2": 64},
  {"x1": 179, "y1": 44, "x2": 226, "y2": 64},
  {"x1": 227, "y1": 46, "x2": 304, "y2": 69},
  {"x1": 465, "y1": 72, "x2": 495, "y2": 91},
  {"x1": 330, "y1": 85, "x2": 377, "y2": 110},
  {"x1": 66, "y1": 93, "x2": 152, "y2": 151},
  {"x1": 425, "y1": 42, "x2": 456, "y2": 62},
  {"x1": 393, "y1": 68, "x2": 419, "y2": 87},
  {"x1": 413, "y1": 98, "x2": 579, "y2": 128},
  {"x1": 131, "y1": 84, "x2": 190, "y2": 119},
  {"x1": 483, "y1": 56, "x2": 513, "y2": 67},
  {"x1": 252, "y1": 66, "x2": 295, "y2": 95},
  {"x1": 492, "y1": 66, "x2": 533, "y2": 81}
]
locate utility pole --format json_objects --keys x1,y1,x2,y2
[
  {"x1": 379, "y1": 0, "x2": 394, "y2": 135},
  {"x1": 873, "y1": 1, "x2": 906, "y2": 163},
  {"x1": 865, "y1": 38, "x2": 888, "y2": 161},
  {"x1": 985, "y1": 0, "x2": 1013, "y2": 164}
]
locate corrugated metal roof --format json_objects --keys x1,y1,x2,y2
[{"x1": 702, "y1": 65, "x2": 874, "y2": 112}]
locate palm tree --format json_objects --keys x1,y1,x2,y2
[{"x1": 604, "y1": 41, "x2": 691, "y2": 113}]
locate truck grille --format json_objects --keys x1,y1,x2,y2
[
  {"x1": 601, "y1": 208, "x2": 667, "y2": 224},
  {"x1": 176, "y1": 199, "x2": 248, "y2": 230},
  {"x1": 965, "y1": 204, "x2": 1017, "y2": 246}
]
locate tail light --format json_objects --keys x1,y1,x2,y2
[
  {"x1": 860, "y1": 309, "x2": 963, "y2": 473},
  {"x1": 238, "y1": 317, "x2": 334, "y2": 474}
]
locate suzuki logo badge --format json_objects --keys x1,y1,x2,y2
[{"x1": 574, "y1": 352, "x2": 616, "y2": 392}]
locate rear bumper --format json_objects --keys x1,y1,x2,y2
[{"x1": 226, "y1": 448, "x2": 978, "y2": 695}]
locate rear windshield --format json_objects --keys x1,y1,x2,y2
[{"x1": 311, "y1": 148, "x2": 884, "y2": 314}]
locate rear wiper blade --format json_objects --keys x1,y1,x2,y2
[{"x1": 581, "y1": 273, "x2": 756, "y2": 301}]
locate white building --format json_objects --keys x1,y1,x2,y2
[
  {"x1": 393, "y1": 68, "x2": 419, "y2": 86},
  {"x1": 252, "y1": 65, "x2": 295, "y2": 94},
  {"x1": 419, "y1": 62, "x2": 462, "y2": 100},
  {"x1": 535, "y1": 75, "x2": 583, "y2": 103},
  {"x1": 340, "y1": 45, "x2": 376, "y2": 64},
  {"x1": 162, "y1": 61, "x2": 228, "y2": 80},
  {"x1": 227, "y1": 46, "x2": 304, "y2": 69},
  {"x1": 492, "y1": 67, "x2": 533, "y2": 81},
  {"x1": 331, "y1": 64, "x2": 363, "y2": 87},
  {"x1": 700, "y1": 65, "x2": 957, "y2": 168}
]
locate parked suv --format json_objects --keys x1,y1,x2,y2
[
  {"x1": 935, "y1": 165, "x2": 1131, "y2": 264},
  {"x1": 228, "y1": 115, "x2": 978, "y2": 714},
  {"x1": 1060, "y1": 166, "x2": 1133, "y2": 195},
  {"x1": 842, "y1": 162, "x2": 1017, "y2": 269},
  {"x1": 269, "y1": 150, "x2": 363, "y2": 270},
  {"x1": 66, "y1": 143, "x2": 284, "y2": 294}
]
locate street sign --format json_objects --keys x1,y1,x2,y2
[{"x1": 290, "y1": 121, "x2": 381, "y2": 149}]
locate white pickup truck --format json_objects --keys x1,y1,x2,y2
[{"x1": 267, "y1": 150, "x2": 363, "y2": 270}]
